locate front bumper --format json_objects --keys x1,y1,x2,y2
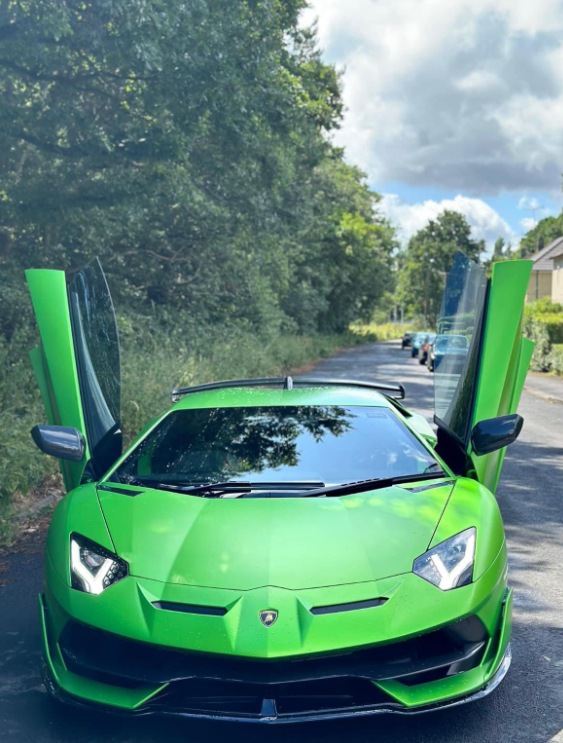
[{"x1": 40, "y1": 548, "x2": 512, "y2": 723}]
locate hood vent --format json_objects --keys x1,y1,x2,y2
[
  {"x1": 153, "y1": 601, "x2": 227, "y2": 617},
  {"x1": 310, "y1": 598, "x2": 387, "y2": 616}
]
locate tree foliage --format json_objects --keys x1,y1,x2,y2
[
  {"x1": 519, "y1": 214, "x2": 563, "y2": 257},
  {"x1": 481, "y1": 236, "x2": 514, "y2": 277},
  {"x1": 0, "y1": 0, "x2": 395, "y2": 338},
  {"x1": 396, "y1": 211, "x2": 484, "y2": 326}
]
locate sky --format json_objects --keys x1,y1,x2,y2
[{"x1": 302, "y1": 0, "x2": 563, "y2": 251}]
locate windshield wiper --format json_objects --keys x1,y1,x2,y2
[
  {"x1": 238, "y1": 481, "x2": 325, "y2": 490},
  {"x1": 301, "y1": 471, "x2": 448, "y2": 498},
  {"x1": 115, "y1": 478, "x2": 325, "y2": 496},
  {"x1": 121, "y1": 479, "x2": 252, "y2": 495}
]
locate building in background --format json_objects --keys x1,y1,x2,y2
[
  {"x1": 551, "y1": 247, "x2": 563, "y2": 304},
  {"x1": 525, "y1": 237, "x2": 563, "y2": 303}
]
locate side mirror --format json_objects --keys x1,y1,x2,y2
[
  {"x1": 471, "y1": 414, "x2": 523, "y2": 457},
  {"x1": 31, "y1": 425, "x2": 86, "y2": 463}
]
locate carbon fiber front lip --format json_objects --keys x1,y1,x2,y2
[{"x1": 42, "y1": 645, "x2": 511, "y2": 724}]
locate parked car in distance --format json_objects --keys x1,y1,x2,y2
[
  {"x1": 417, "y1": 333, "x2": 436, "y2": 365},
  {"x1": 429, "y1": 334, "x2": 469, "y2": 372},
  {"x1": 411, "y1": 332, "x2": 429, "y2": 358},
  {"x1": 401, "y1": 331, "x2": 414, "y2": 349}
]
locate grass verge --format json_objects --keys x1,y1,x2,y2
[{"x1": 0, "y1": 323, "x2": 372, "y2": 545}]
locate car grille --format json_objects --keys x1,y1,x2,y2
[
  {"x1": 59, "y1": 615, "x2": 487, "y2": 704},
  {"x1": 146, "y1": 677, "x2": 395, "y2": 720}
]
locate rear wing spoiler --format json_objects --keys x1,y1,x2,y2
[{"x1": 171, "y1": 377, "x2": 405, "y2": 403}]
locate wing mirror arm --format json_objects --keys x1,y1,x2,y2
[
  {"x1": 31, "y1": 425, "x2": 86, "y2": 463},
  {"x1": 470, "y1": 414, "x2": 523, "y2": 457}
]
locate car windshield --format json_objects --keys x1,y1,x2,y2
[{"x1": 108, "y1": 405, "x2": 439, "y2": 489}]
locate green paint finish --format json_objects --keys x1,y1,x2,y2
[
  {"x1": 43, "y1": 545, "x2": 506, "y2": 660},
  {"x1": 171, "y1": 386, "x2": 391, "y2": 411},
  {"x1": 46, "y1": 483, "x2": 114, "y2": 585},
  {"x1": 26, "y1": 269, "x2": 89, "y2": 490},
  {"x1": 469, "y1": 259, "x2": 533, "y2": 491},
  {"x1": 40, "y1": 592, "x2": 167, "y2": 709},
  {"x1": 41, "y1": 547, "x2": 507, "y2": 708},
  {"x1": 375, "y1": 582, "x2": 511, "y2": 708},
  {"x1": 27, "y1": 257, "x2": 532, "y2": 718},
  {"x1": 429, "y1": 477, "x2": 506, "y2": 581},
  {"x1": 98, "y1": 481, "x2": 454, "y2": 590}
]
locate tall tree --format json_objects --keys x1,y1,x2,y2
[
  {"x1": 494, "y1": 237, "x2": 505, "y2": 257},
  {"x1": 397, "y1": 211, "x2": 484, "y2": 327},
  {"x1": 0, "y1": 0, "x2": 395, "y2": 339},
  {"x1": 519, "y1": 214, "x2": 563, "y2": 257}
]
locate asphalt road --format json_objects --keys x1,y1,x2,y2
[{"x1": 1, "y1": 340, "x2": 562, "y2": 743}]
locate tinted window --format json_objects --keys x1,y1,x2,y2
[
  {"x1": 434, "y1": 253, "x2": 488, "y2": 442},
  {"x1": 68, "y1": 259, "x2": 121, "y2": 472},
  {"x1": 110, "y1": 405, "x2": 438, "y2": 488},
  {"x1": 436, "y1": 335, "x2": 468, "y2": 351}
]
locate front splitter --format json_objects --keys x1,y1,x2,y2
[{"x1": 41, "y1": 644, "x2": 512, "y2": 725}]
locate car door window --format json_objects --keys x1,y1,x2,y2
[
  {"x1": 67, "y1": 259, "x2": 121, "y2": 474},
  {"x1": 434, "y1": 252, "x2": 488, "y2": 443}
]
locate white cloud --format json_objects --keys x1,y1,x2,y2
[
  {"x1": 379, "y1": 194, "x2": 518, "y2": 251},
  {"x1": 305, "y1": 0, "x2": 563, "y2": 193},
  {"x1": 520, "y1": 217, "x2": 537, "y2": 231},
  {"x1": 518, "y1": 196, "x2": 541, "y2": 210},
  {"x1": 456, "y1": 70, "x2": 504, "y2": 93}
]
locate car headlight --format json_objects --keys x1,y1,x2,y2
[
  {"x1": 70, "y1": 534, "x2": 128, "y2": 594},
  {"x1": 413, "y1": 527, "x2": 476, "y2": 590}
]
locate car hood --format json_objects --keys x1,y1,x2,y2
[{"x1": 98, "y1": 481, "x2": 454, "y2": 590}]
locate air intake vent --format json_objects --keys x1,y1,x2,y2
[
  {"x1": 153, "y1": 601, "x2": 227, "y2": 617},
  {"x1": 310, "y1": 598, "x2": 387, "y2": 616}
]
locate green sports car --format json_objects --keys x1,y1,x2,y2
[{"x1": 26, "y1": 253, "x2": 533, "y2": 723}]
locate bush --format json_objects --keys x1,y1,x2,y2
[
  {"x1": 528, "y1": 297, "x2": 563, "y2": 313},
  {"x1": 549, "y1": 344, "x2": 563, "y2": 376},
  {"x1": 536, "y1": 313, "x2": 563, "y2": 344},
  {"x1": 524, "y1": 314, "x2": 552, "y2": 371},
  {"x1": 119, "y1": 309, "x2": 365, "y2": 444},
  {"x1": 0, "y1": 302, "x2": 370, "y2": 522},
  {"x1": 351, "y1": 322, "x2": 420, "y2": 341},
  {"x1": 523, "y1": 300, "x2": 563, "y2": 372}
]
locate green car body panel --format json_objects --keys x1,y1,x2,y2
[
  {"x1": 27, "y1": 255, "x2": 531, "y2": 722},
  {"x1": 26, "y1": 269, "x2": 90, "y2": 491},
  {"x1": 468, "y1": 260, "x2": 534, "y2": 492}
]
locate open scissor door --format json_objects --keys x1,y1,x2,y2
[
  {"x1": 26, "y1": 259, "x2": 122, "y2": 491},
  {"x1": 434, "y1": 253, "x2": 533, "y2": 493}
]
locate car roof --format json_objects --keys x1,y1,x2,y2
[{"x1": 171, "y1": 385, "x2": 393, "y2": 411}]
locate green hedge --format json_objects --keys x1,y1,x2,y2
[
  {"x1": 550, "y1": 344, "x2": 563, "y2": 376},
  {"x1": 523, "y1": 299, "x2": 563, "y2": 373},
  {"x1": 350, "y1": 322, "x2": 418, "y2": 340}
]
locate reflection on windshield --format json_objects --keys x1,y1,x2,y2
[
  {"x1": 110, "y1": 405, "x2": 438, "y2": 487},
  {"x1": 434, "y1": 252, "x2": 488, "y2": 442}
]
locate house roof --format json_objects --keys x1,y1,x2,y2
[{"x1": 528, "y1": 236, "x2": 563, "y2": 271}]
